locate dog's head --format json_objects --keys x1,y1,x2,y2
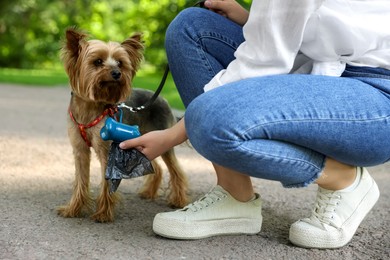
[{"x1": 61, "y1": 28, "x2": 144, "y2": 104}]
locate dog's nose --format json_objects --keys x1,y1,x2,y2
[{"x1": 111, "y1": 70, "x2": 121, "y2": 80}]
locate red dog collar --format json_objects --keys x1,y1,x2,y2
[{"x1": 68, "y1": 105, "x2": 118, "y2": 147}]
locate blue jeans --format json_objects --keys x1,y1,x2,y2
[{"x1": 166, "y1": 8, "x2": 390, "y2": 187}]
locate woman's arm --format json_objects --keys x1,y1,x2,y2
[
  {"x1": 204, "y1": 0, "x2": 249, "y2": 26},
  {"x1": 119, "y1": 118, "x2": 187, "y2": 160}
]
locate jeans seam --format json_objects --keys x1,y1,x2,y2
[
  {"x1": 196, "y1": 32, "x2": 240, "y2": 49},
  {"x1": 244, "y1": 115, "x2": 390, "y2": 133},
  {"x1": 195, "y1": 45, "x2": 215, "y2": 78},
  {"x1": 194, "y1": 32, "x2": 240, "y2": 76},
  {"x1": 235, "y1": 141, "x2": 323, "y2": 171},
  {"x1": 345, "y1": 74, "x2": 390, "y2": 80},
  {"x1": 235, "y1": 141, "x2": 324, "y2": 187}
]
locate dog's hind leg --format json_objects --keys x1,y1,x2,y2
[
  {"x1": 58, "y1": 146, "x2": 94, "y2": 218},
  {"x1": 161, "y1": 149, "x2": 188, "y2": 208},
  {"x1": 139, "y1": 160, "x2": 163, "y2": 200},
  {"x1": 92, "y1": 146, "x2": 120, "y2": 223}
]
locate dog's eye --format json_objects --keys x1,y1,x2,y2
[
  {"x1": 94, "y1": 59, "x2": 103, "y2": 66},
  {"x1": 117, "y1": 60, "x2": 122, "y2": 67}
]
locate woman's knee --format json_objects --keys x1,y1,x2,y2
[
  {"x1": 185, "y1": 93, "x2": 235, "y2": 156},
  {"x1": 185, "y1": 94, "x2": 211, "y2": 144},
  {"x1": 165, "y1": 8, "x2": 208, "y2": 47}
]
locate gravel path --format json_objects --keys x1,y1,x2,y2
[{"x1": 0, "y1": 83, "x2": 389, "y2": 259}]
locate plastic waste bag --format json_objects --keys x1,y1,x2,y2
[{"x1": 105, "y1": 142, "x2": 154, "y2": 193}]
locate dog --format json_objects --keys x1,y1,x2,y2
[{"x1": 58, "y1": 28, "x2": 188, "y2": 223}]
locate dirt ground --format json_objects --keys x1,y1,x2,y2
[{"x1": 0, "y1": 83, "x2": 389, "y2": 259}]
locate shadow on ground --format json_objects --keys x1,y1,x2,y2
[{"x1": 0, "y1": 84, "x2": 389, "y2": 259}]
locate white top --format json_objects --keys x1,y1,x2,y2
[{"x1": 204, "y1": 0, "x2": 390, "y2": 91}]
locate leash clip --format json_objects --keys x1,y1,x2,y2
[
  {"x1": 117, "y1": 103, "x2": 144, "y2": 113},
  {"x1": 116, "y1": 65, "x2": 170, "y2": 113}
]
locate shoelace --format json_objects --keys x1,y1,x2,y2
[
  {"x1": 184, "y1": 189, "x2": 227, "y2": 212},
  {"x1": 311, "y1": 189, "x2": 342, "y2": 226}
]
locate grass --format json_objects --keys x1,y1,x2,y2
[
  {"x1": 0, "y1": 67, "x2": 185, "y2": 110},
  {"x1": 0, "y1": 68, "x2": 69, "y2": 86}
]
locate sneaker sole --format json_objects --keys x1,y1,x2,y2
[
  {"x1": 153, "y1": 216, "x2": 262, "y2": 240},
  {"x1": 289, "y1": 177, "x2": 380, "y2": 249}
]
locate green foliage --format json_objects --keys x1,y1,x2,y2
[
  {"x1": 0, "y1": 0, "x2": 252, "y2": 109},
  {"x1": 0, "y1": 0, "x2": 188, "y2": 69},
  {"x1": 0, "y1": 0, "x2": 251, "y2": 70}
]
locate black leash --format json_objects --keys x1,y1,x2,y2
[
  {"x1": 122, "y1": 1, "x2": 206, "y2": 113},
  {"x1": 119, "y1": 65, "x2": 170, "y2": 113},
  {"x1": 194, "y1": 1, "x2": 206, "y2": 8},
  {"x1": 138, "y1": 64, "x2": 170, "y2": 110}
]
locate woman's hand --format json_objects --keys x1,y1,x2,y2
[
  {"x1": 204, "y1": 0, "x2": 249, "y2": 26},
  {"x1": 119, "y1": 118, "x2": 187, "y2": 161}
]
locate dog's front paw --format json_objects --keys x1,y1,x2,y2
[
  {"x1": 57, "y1": 204, "x2": 84, "y2": 218},
  {"x1": 91, "y1": 211, "x2": 114, "y2": 223},
  {"x1": 92, "y1": 192, "x2": 120, "y2": 223}
]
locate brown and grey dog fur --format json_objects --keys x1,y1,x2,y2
[{"x1": 58, "y1": 28, "x2": 188, "y2": 222}]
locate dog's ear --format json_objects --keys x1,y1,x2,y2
[
  {"x1": 63, "y1": 27, "x2": 88, "y2": 59},
  {"x1": 61, "y1": 27, "x2": 88, "y2": 78},
  {"x1": 121, "y1": 33, "x2": 144, "y2": 71}
]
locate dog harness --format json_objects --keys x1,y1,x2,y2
[{"x1": 68, "y1": 105, "x2": 118, "y2": 147}]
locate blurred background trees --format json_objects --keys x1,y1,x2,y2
[{"x1": 0, "y1": 0, "x2": 251, "y2": 71}]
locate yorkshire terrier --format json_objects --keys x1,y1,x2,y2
[{"x1": 58, "y1": 28, "x2": 188, "y2": 222}]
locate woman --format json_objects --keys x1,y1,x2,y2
[{"x1": 120, "y1": 0, "x2": 390, "y2": 248}]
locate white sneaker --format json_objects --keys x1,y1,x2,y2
[
  {"x1": 289, "y1": 167, "x2": 380, "y2": 249},
  {"x1": 153, "y1": 185, "x2": 262, "y2": 239}
]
